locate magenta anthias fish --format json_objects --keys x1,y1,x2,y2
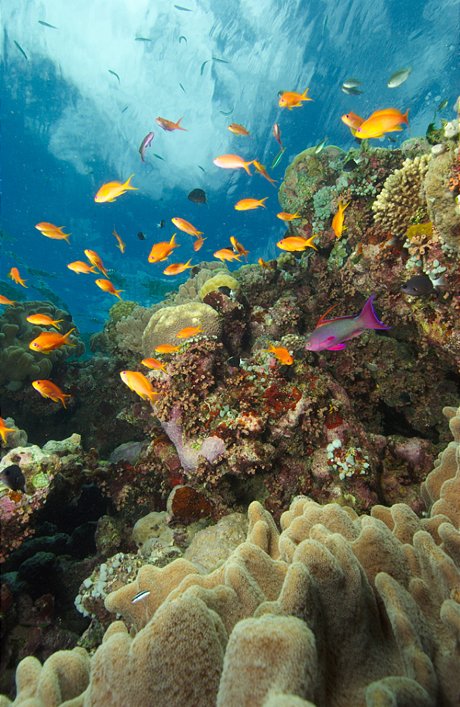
[{"x1": 305, "y1": 295, "x2": 390, "y2": 351}]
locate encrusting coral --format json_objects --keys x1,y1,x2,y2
[{"x1": 2, "y1": 404, "x2": 459, "y2": 707}]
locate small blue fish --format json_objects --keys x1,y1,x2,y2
[
  {"x1": 14, "y1": 40, "x2": 28, "y2": 61},
  {"x1": 108, "y1": 69, "x2": 120, "y2": 83},
  {"x1": 38, "y1": 20, "x2": 58, "y2": 29}
]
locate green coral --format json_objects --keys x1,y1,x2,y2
[
  {"x1": 0, "y1": 301, "x2": 82, "y2": 390},
  {"x1": 327, "y1": 239, "x2": 349, "y2": 270}
]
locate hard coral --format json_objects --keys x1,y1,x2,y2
[
  {"x1": 372, "y1": 155, "x2": 430, "y2": 235},
  {"x1": 5, "y1": 404, "x2": 459, "y2": 706},
  {"x1": 0, "y1": 301, "x2": 83, "y2": 391},
  {"x1": 142, "y1": 302, "x2": 221, "y2": 353}
]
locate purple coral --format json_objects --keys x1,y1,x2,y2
[{"x1": 161, "y1": 405, "x2": 226, "y2": 472}]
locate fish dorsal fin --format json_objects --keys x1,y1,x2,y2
[{"x1": 316, "y1": 303, "x2": 339, "y2": 327}]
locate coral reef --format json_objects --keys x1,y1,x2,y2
[
  {"x1": 0, "y1": 434, "x2": 85, "y2": 562},
  {"x1": 142, "y1": 302, "x2": 222, "y2": 353},
  {"x1": 0, "y1": 301, "x2": 83, "y2": 391},
  {"x1": 372, "y1": 155, "x2": 430, "y2": 235},
  {"x1": 2, "y1": 405, "x2": 458, "y2": 706}
]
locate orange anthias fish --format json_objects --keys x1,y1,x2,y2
[
  {"x1": 278, "y1": 88, "x2": 312, "y2": 109},
  {"x1": 94, "y1": 175, "x2": 137, "y2": 203},
  {"x1": 213, "y1": 248, "x2": 242, "y2": 262},
  {"x1": 341, "y1": 112, "x2": 364, "y2": 136},
  {"x1": 176, "y1": 325, "x2": 203, "y2": 339},
  {"x1": 332, "y1": 199, "x2": 350, "y2": 238},
  {"x1": 35, "y1": 222, "x2": 71, "y2": 243},
  {"x1": 277, "y1": 211, "x2": 301, "y2": 222},
  {"x1": 253, "y1": 160, "x2": 277, "y2": 186},
  {"x1": 8, "y1": 267, "x2": 27, "y2": 288},
  {"x1": 0, "y1": 295, "x2": 16, "y2": 305},
  {"x1": 32, "y1": 379, "x2": 72, "y2": 408},
  {"x1": 141, "y1": 357, "x2": 167, "y2": 373},
  {"x1": 156, "y1": 116, "x2": 187, "y2": 132},
  {"x1": 230, "y1": 236, "x2": 249, "y2": 258},
  {"x1": 95, "y1": 279, "x2": 123, "y2": 299},
  {"x1": 155, "y1": 344, "x2": 181, "y2": 354},
  {"x1": 112, "y1": 228, "x2": 126, "y2": 253},
  {"x1": 267, "y1": 345, "x2": 294, "y2": 365},
  {"x1": 120, "y1": 371, "x2": 158, "y2": 402},
  {"x1": 258, "y1": 258, "x2": 275, "y2": 269},
  {"x1": 26, "y1": 314, "x2": 63, "y2": 330},
  {"x1": 355, "y1": 109, "x2": 409, "y2": 139},
  {"x1": 228, "y1": 123, "x2": 250, "y2": 136},
  {"x1": 67, "y1": 260, "x2": 97, "y2": 275},
  {"x1": 84, "y1": 249, "x2": 109, "y2": 277},
  {"x1": 148, "y1": 233, "x2": 179, "y2": 263},
  {"x1": 213, "y1": 154, "x2": 253, "y2": 175},
  {"x1": 234, "y1": 197, "x2": 268, "y2": 211},
  {"x1": 163, "y1": 259, "x2": 193, "y2": 276},
  {"x1": 0, "y1": 417, "x2": 15, "y2": 444},
  {"x1": 29, "y1": 328, "x2": 76, "y2": 353},
  {"x1": 171, "y1": 217, "x2": 203, "y2": 236},
  {"x1": 276, "y1": 234, "x2": 318, "y2": 252},
  {"x1": 193, "y1": 236, "x2": 206, "y2": 252}
]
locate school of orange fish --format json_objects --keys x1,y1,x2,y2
[{"x1": 0, "y1": 87, "x2": 409, "y2": 423}]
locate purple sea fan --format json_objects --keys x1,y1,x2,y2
[{"x1": 160, "y1": 405, "x2": 226, "y2": 472}]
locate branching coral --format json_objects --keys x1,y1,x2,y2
[
  {"x1": 372, "y1": 155, "x2": 430, "y2": 235},
  {"x1": 3, "y1": 404, "x2": 459, "y2": 706}
]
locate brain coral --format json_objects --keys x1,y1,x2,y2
[
  {"x1": 372, "y1": 154, "x2": 430, "y2": 235},
  {"x1": 142, "y1": 302, "x2": 222, "y2": 354},
  {"x1": 2, "y1": 404, "x2": 459, "y2": 707}
]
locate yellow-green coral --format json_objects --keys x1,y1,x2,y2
[{"x1": 199, "y1": 274, "x2": 239, "y2": 301}]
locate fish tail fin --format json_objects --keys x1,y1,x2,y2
[
  {"x1": 63, "y1": 327, "x2": 76, "y2": 343},
  {"x1": 115, "y1": 290, "x2": 123, "y2": 299},
  {"x1": 302, "y1": 88, "x2": 313, "y2": 101},
  {"x1": 402, "y1": 109, "x2": 410, "y2": 125},
  {"x1": 243, "y1": 161, "x2": 253, "y2": 175},
  {"x1": 176, "y1": 117, "x2": 187, "y2": 131},
  {"x1": 60, "y1": 394, "x2": 72, "y2": 409},
  {"x1": 54, "y1": 320, "x2": 64, "y2": 330},
  {"x1": 185, "y1": 259, "x2": 193, "y2": 268},
  {"x1": 125, "y1": 174, "x2": 138, "y2": 190},
  {"x1": 260, "y1": 197, "x2": 269, "y2": 206},
  {"x1": 357, "y1": 295, "x2": 390, "y2": 330}
]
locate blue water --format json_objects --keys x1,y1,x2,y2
[{"x1": 1, "y1": 0, "x2": 459, "y2": 334}]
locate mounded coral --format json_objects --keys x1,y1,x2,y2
[
  {"x1": 199, "y1": 273, "x2": 239, "y2": 301},
  {"x1": 372, "y1": 155, "x2": 431, "y2": 235},
  {"x1": 2, "y1": 404, "x2": 459, "y2": 706},
  {"x1": 142, "y1": 302, "x2": 222, "y2": 353}
]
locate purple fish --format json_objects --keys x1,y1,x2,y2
[
  {"x1": 139, "y1": 131, "x2": 154, "y2": 162},
  {"x1": 305, "y1": 295, "x2": 390, "y2": 352}
]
